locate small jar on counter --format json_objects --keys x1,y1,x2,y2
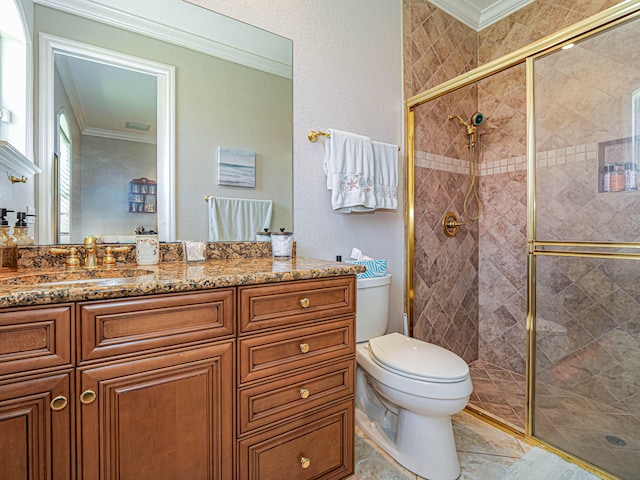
[
  {"x1": 271, "y1": 228, "x2": 293, "y2": 258},
  {"x1": 610, "y1": 163, "x2": 625, "y2": 192}
]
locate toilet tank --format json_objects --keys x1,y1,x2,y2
[{"x1": 356, "y1": 275, "x2": 391, "y2": 343}]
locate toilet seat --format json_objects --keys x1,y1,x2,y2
[{"x1": 368, "y1": 333, "x2": 469, "y2": 383}]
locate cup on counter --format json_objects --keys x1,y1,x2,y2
[
  {"x1": 182, "y1": 240, "x2": 206, "y2": 263},
  {"x1": 271, "y1": 228, "x2": 293, "y2": 258},
  {"x1": 135, "y1": 234, "x2": 159, "y2": 265}
]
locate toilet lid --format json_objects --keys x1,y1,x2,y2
[{"x1": 368, "y1": 333, "x2": 469, "y2": 383}]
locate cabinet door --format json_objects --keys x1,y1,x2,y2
[
  {"x1": 0, "y1": 371, "x2": 74, "y2": 479},
  {"x1": 77, "y1": 342, "x2": 234, "y2": 480}
]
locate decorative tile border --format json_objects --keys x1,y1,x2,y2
[
  {"x1": 417, "y1": 142, "x2": 598, "y2": 176},
  {"x1": 414, "y1": 150, "x2": 472, "y2": 174}
]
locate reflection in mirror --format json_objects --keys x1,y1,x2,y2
[
  {"x1": 33, "y1": 0, "x2": 293, "y2": 244},
  {"x1": 46, "y1": 39, "x2": 167, "y2": 244}
]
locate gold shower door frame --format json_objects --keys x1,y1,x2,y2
[{"x1": 405, "y1": 2, "x2": 640, "y2": 479}]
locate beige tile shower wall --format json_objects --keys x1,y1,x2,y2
[
  {"x1": 404, "y1": 0, "x2": 477, "y2": 99},
  {"x1": 413, "y1": 164, "x2": 479, "y2": 364},
  {"x1": 405, "y1": 0, "x2": 621, "y2": 375},
  {"x1": 478, "y1": 0, "x2": 622, "y2": 66}
]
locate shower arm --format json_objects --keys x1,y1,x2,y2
[{"x1": 448, "y1": 115, "x2": 477, "y2": 145}]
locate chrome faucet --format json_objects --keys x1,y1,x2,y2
[{"x1": 84, "y1": 235, "x2": 97, "y2": 268}]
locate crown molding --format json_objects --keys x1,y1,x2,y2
[
  {"x1": 0, "y1": 141, "x2": 42, "y2": 178},
  {"x1": 34, "y1": 0, "x2": 292, "y2": 78},
  {"x1": 82, "y1": 127, "x2": 156, "y2": 144},
  {"x1": 429, "y1": 0, "x2": 534, "y2": 31}
]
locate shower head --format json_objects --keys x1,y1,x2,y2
[{"x1": 471, "y1": 112, "x2": 484, "y2": 126}]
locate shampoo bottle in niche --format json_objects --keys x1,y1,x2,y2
[
  {"x1": 0, "y1": 208, "x2": 17, "y2": 271},
  {"x1": 135, "y1": 226, "x2": 159, "y2": 265}
]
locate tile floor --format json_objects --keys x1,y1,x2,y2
[{"x1": 350, "y1": 410, "x2": 532, "y2": 480}]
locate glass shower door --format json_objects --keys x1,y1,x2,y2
[{"x1": 531, "y1": 13, "x2": 640, "y2": 480}]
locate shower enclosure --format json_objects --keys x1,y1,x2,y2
[{"x1": 406, "y1": 3, "x2": 640, "y2": 479}]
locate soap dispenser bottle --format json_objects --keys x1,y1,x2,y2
[
  {"x1": 13, "y1": 212, "x2": 34, "y2": 245},
  {"x1": 0, "y1": 208, "x2": 18, "y2": 271}
]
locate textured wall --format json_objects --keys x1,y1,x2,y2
[{"x1": 188, "y1": 0, "x2": 406, "y2": 333}]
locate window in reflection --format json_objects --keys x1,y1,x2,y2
[{"x1": 57, "y1": 110, "x2": 72, "y2": 243}]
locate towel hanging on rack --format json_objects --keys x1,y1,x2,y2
[
  {"x1": 372, "y1": 140, "x2": 398, "y2": 210},
  {"x1": 323, "y1": 128, "x2": 376, "y2": 213},
  {"x1": 319, "y1": 129, "x2": 398, "y2": 212},
  {"x1": 207, "y1": 196, "x2": 272, "y2": 241}
]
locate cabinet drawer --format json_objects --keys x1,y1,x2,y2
[
  {"x1": 78, "y1": 289, "x2": 235, "y2": 364},
  {"x1": 238, "y1": 400, "x2": 353, "y2": 480},
  {"x1": 239, "y1": 359, "x2": 354, "y2": 435},
  {"x1": 239, "y1": 277, "x2": 355, "y2": 333},
  {"x1": 238, "y1": 317, "x2": 354, "y2": 384},
  {"x1": 0, "y1": 305, "x2": 73, "y2": 376}
]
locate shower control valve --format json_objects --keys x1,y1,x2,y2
[{"x1": 443, "y1": 212, "x2": 466, "y2": 237}]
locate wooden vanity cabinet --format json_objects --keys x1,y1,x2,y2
[
  {"x1": 237, "y1": 277, "x2": 356, "y2": 480},
  {"x1": 0, "y1": 370, "x2": 74, "y2": 479},
  {"x1": 77, "y1": 342, "x2": 234, "y2": 480},
  {"x1": 75, "y1": 290, "x2": 236, "y2": 480},
  {"x1": 0, "y1": 304, "x2": 75, "y2": 479},
  {"x1": 0, "y1": 275, "x2": 357, "y2": 480}
]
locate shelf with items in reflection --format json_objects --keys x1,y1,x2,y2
[{"x1": 129, "y1": 177, "x2": 157, "y2": 213}]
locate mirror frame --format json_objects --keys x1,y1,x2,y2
[{"x1": 37, "y1": 32, "x2": 176, "y2": 243}]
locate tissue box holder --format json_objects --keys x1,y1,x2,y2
[{"x1": 346, "y1": 259, "x2": 387, "y2": 278}]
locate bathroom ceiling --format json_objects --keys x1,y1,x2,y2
[
  {"x1": 429, "y1": 0, "x2": 534, "y2": 31},
  {"x1": 55, "y1": 54, "x2": 157, "y2": 144}
]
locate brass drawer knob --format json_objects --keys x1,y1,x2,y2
[
  {"x1": 50, "y1": 395, "x2": 68, "y2": 411},
  {"x1": 300, "y1": 297, "x2": 310, "y2": 308},
  {"x1": 80, "y1": 389, "x2": 97, "y2": 405},
  {"x1": 300, "y1": 388, "x2": 310, "y2": 399},
  {"x1": 299, "y1": 343, "x2": 310, "y2": 354},
  {"x1": 300, "y1": 457, "x2": 311, "y2": 469}
]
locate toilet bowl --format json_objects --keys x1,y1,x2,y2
[{"x1": 354, "y1": 276, "x2": 473, "y2": 480}]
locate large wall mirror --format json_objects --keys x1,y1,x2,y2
[{"x1": 32, "y1": 0, "x2": 293, "y2": 244}]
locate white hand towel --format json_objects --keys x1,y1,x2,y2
[
  {"x1": 372, "y1": 140, "x2": 399, "y2": 210},
  {"x1": 323, "y1": 128, "x2": 376, "y2": 213},
  {"x1": 208, "y1": 196, "x2": 272, "y2": 241}
]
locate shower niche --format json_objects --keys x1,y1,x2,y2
[{"x1": 597, "y1": 137, "x2": 639, "y2": 193}]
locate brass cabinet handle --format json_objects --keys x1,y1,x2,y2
[
  {"x1": 299, "y1": 343, "x2": 310, "y2": 354},
  {"x1": 80, "y1": 389, "x2": 97, "y2": 405},
  {"x1": 300, "y1": 388, "x2": 310, "y2": 399},
  {"x1": 50, "y1": 395, "x2": 68, "y2": 411},
  {"x1": 300, "y1": 457, "x2": 311, "y2": 469},
  {"x1": 300, "y1": 297, "x2": 310, "y2": 308}
]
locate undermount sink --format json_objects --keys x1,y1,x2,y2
[{"x1": 0, "y1": 268, "x2": 155, "y2": 287}]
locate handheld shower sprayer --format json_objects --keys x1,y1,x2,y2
[{"x1": 447, "y1": 112, "x2": 486, "y2": 221}]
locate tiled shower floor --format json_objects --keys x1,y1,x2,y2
[
  {"x1": 466, "y1": 360, "x2": 640, "y2": 478},
  {"x1": 468, "y1": 360, "x2": 526, "y2": 432}
]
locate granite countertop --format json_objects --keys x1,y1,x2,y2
[{"x1": 0, "y1": 257, "x2": 365, "y2": 309}]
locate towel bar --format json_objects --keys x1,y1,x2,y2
[
  {"x1": 307, "y1": 130, "x2": 330, "y2": 142},
  {"x1": 307, "y1": 130, "x2": 400, "y2": 150}
]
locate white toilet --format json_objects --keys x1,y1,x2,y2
[{"x1": 355, "y1": 275, "x2": 473, "y2": 480}]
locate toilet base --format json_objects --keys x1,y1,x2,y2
[{"x1": 356, "y1": 405, "x2": 461, "y2": 480}]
